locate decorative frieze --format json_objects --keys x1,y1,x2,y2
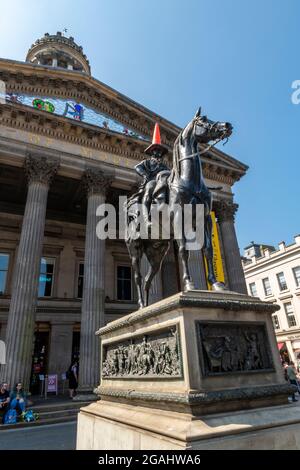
[
  {"x1": 0, "y1": 103, "x2": 149, "y2": 163},
  {"x1": 102, "y1": 326, "x2": 182, "y2": 379},
  {"x1": 0, "y1": 103, "x2": 244, "y2": 183},
  {"x1": 0, "y1": 69, "x2": 174, "y2": 143}
]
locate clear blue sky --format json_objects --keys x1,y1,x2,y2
[{"x1": 0, "y1": 0, "x2": 299, "y2": 252}]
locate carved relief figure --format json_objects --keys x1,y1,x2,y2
[
  {"x1": 199, "y1": 323, "x2": 272, "y2": 375},
  {"x1": 102, "y1": 327, "x2": 181, "y2": 379}
]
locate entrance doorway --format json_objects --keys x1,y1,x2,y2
[
  {"x1": 72, "y1": 331, "x2": 80, "y2": 362},
  {"x1": 30, "y1": 330, "x2": 50, "y2": 395}
]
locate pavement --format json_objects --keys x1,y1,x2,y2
[
  {"x1": 1, "y1": 395, "x2": 299, "y2": 450},
  {"x1": 0, "y1": 421, "x2": 77, "y2": 450}
]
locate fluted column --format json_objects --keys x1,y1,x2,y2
[
  {"x1": 188, "y1": 249, "x2": 207, "y2": 290},
  {"x1": 215, "y1": 200, "x2": 247, "y2": 294},
  {"x1": 0, "y1": 155, "x2": 59, "y2": 390},
  {"x1": 78, "y1": 169, "x2": 111, "y2": 393}
]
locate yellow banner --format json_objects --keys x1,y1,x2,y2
[{"x1": 204, "y1": 211, "x2": 225, "y2": 289}]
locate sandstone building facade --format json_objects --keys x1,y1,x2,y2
[{"x1": 243, "y1": 238, "x2": 300, "y2": 365}]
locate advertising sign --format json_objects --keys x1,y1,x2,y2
[{"x1": 47, "y1": 374, "x2": 58, "y2": 393}]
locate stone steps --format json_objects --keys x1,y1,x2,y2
[{"x1": 0, "y1": 400, "x2": 90, "y2": 430}]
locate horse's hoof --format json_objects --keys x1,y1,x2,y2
[
  {"x1": 211, "y1": 282, "x2": 227, "y2": 291},
  {"x1": 184, "y1": 280, "x2": 195, "y2": 291}
]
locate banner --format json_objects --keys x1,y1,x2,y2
[
  {"x1": 47, "y1": 374, "x2": 58, "y2": 393},
  {"x1": 204, "y1": 211, "x2": 225, "y2": 289}
]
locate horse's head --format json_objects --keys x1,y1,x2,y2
[{"x1": 191, "y1": 107, "x2": 233, "y2": 145}]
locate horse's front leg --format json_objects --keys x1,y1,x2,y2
[
  {"x1": 130, "y1": 250, "x2": 144, "y2": 308},
  {"x1": 173, "y1": 209, "x2": 195, "y2": 290},
  {"x1": 176, "y1": 237, "x2": 195, "y2": 291},
  {"x1": 144, "y1": 242, "x2": 170, "y2": 306}
]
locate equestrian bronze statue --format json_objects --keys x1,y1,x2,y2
[{"x1": 126, "y1": 109, "x2": 233, "y2": 308}]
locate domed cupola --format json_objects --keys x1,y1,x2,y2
[{"x1": 26, "y1": 32, "x2": 91, "y2": 75}]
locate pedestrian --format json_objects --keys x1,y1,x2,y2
[
  {"x1": 0, "y1": 382, "x2": 10, "y2": 423},
  {"x1": 68, "y1": 359, "x2": 79, "y2": 399},
  {"x1": 286, "y1": 362, "x2": 298, "y2": 402},
  {"x1": 9, "y1": 382, "x2": 27, "y2": 416}
]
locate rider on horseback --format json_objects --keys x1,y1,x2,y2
[{"x1": 134, "y1": 123, "x2": 169, "y2": 229}]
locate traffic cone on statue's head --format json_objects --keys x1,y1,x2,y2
[
  {"x1": 144, "y1": 122, "x2": 168, "y2": 156},
  {"x1": 152, "y1": 123, "x2": 161, "y2": 145}
]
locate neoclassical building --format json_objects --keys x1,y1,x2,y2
[
  {"x1": 243, "y1": 238, "x2": 300, "y2": 365},
  {"x1": 0, "y1": 32, "x2": 248, "y2": 394}
]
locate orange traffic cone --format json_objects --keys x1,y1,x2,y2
[
  {"x1": 152, "y1": 123, "x2": 161, "y2": 145},
  {"x1": 144, "y1": 123, "x2": 168, "y2": 156}
]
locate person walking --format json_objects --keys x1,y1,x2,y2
[
  {"x1": 68, "y1": 359, "x2": 79, "y2": 399},
  {"x1": 286, "y1": 362, "x2": 298, "y2": 402}
]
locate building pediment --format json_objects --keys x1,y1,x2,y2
[
  {"x1": 0, "y1": 59, "x2": 176, "y2": 145},
  {"x1": 0, "y1": 58, "x2": 247, "y2": 185}
]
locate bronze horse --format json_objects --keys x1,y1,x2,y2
[{"x1": 126, "y1": 109, "x2": 232, "y2": 308}]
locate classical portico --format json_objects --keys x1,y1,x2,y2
[{"x1": 0, "y1": 32, "x2": 248, "y2": 393}]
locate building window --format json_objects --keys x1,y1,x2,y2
[
  {"x1": 117, "y1": 266, "x2": 132, "y2": 301},
  {"x1": 0, "y1": 253, "x2": 9, "y2": 295},
  {"x1": 284, "y1": 302, "x2": 297, "y2": 328},
  {"x1": 58, "y1": 60, "x2": 68, "y2": 69},
  {"x1": 277, "y1": 272, "x2": 288, "y2": 291},
  {"x1": 272, "y1": 314, "x2": 280, "y2": 330},
  {"x1": 249, "y1": 282, "x2": 258, "y2": 297},
  {"x1": 262, "y1": 277, "x2": 272, "y2": 296},
  {"x1": 293, "y1": 266, "x2": 300, "y2": 287},
  {"x1": 38, "y1": 258, "x2": 55, "y2": 297},
  {"x1": 77, "y1": 263, "x2": 84, "y2": 299}
]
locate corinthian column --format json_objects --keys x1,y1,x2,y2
[
  {"x1": 77, "y1": 169, "x2": 111, "y2": 394},
  {"x1": 216, "y1": 200, "x2": 247, "y2": 294},
  {"x1": 0, "y1": 155, "x2": 59, "y2": 390}
]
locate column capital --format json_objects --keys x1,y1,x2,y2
[
  {"x1": 214, "y1": 199, "x2": 239, "y2": 223},
  {"x1": 82, "y1": 168, "x2": 112, "y2": 197},
  {"x1": 25, "y1": 154, "x2": 60, "y2": 186}
]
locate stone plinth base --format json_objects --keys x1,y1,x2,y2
[
  {"x1": 76, "y1": 290, "x2": 296, "y2": 450},
  {"x1": 76, "y1": 400, "x2": 300, "y2": 450}
]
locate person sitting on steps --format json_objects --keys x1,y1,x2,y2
[{"x1": 9, "y1": 382, "x2": 27, "y2": 416}]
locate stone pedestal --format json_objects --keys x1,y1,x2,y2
[{"x1": 77, "y1": 290, "x2": 298, "y2": 450}]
